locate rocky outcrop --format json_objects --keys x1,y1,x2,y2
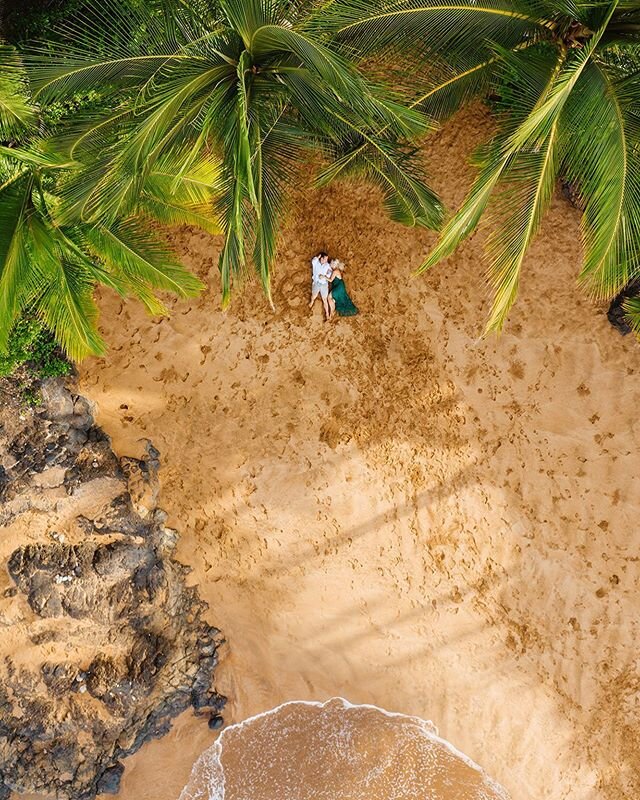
[
  {"x1": 0, "y1": 375, "x2": 224, "y2": 799},
  {"x1": 607, "y1": 279, "x2": 640, "y2": 336}
]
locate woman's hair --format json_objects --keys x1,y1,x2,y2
[{"x1": 330, "y1": 259, "x2": 344, "y2": 270}]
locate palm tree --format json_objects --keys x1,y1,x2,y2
[
  {"x1": 326, "y1": 0, "x2": 640, "y2": 333},
  {"x1": 0, "y1": 43, "x2": 218, "y2": 361},
  {"x1": 26, "y1": 0, "x2": 444, "y2": 307}
]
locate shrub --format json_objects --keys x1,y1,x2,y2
[{"x1": 0, "y1": 316, "x2": 72, "y2": 379}]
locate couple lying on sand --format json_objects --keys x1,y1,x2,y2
[{"x1": 309, "y1": 252, "x2": 359, "y2": 321}]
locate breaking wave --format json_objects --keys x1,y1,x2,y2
[{"x1": 179, "y1": 698, "x2": 509, "y2": 800}]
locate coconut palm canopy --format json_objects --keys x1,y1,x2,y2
[
  {"x1": 3, "y1": 0, "x2": 640, "y2": 358},
  {"x1": 325, "y1": 0, "x2": 640, "y2": 331},
  {"x1": 0, "y1": 43, "x2": 219, "y2": 360},
  {"x1": 25, "y1": 0, "x2": 444, "y2": 310}
]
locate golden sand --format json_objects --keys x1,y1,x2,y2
[{"x1": 76, "y1": 105, "x2": 640, "y2": 800}]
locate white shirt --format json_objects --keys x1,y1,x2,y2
[{"x1": 312, "y1": 257, "x2": 331, "y2": 282}]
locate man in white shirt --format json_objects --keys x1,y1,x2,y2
[{"x1": 309, "y1": 251, "x2": 332, "y2": 320}]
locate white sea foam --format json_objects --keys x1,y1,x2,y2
[{"x1": 179, "y1": 698, "x2": 510, "y2": 800}]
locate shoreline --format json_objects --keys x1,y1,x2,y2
[{"x1": 180, "y1": 698, "x2": 510, "y2": 800}]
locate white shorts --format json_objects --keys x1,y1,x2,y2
[{"x1": 312, "y1": 280, "x2": 329, "y2": 299}]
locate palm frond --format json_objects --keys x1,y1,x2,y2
[
  {"x1": 410, "y1": 38, "x2": 541, "y2": 121},
  {"x1": 505, "y1": 2, "x2": 617, "y2": 152},
  {"x1": 562, "y1": 60, "x2": 640, "y2": 298},
  {"x1": 83, "y1": 219, "x2": 204, "y2": 299},
  {"x1": 251, "y1": 24, "x2": 359, "y2": 96},
  {"x1": 483, "y1": 122, "x2": 560, "y2": 332},
  {"x1": 321, "y1": 0, "x2": 552, "y2": 62},
  {"x1": 623, "y1": 295, "x2": 640, "y2": 334},
  {"x1": 140, "y1": 149, "x2": 222, "y2": 234},
  {"x1": 0, "y1": 44, "x2": 36, "y2": 138},
  {"x1": 221, "y1": 0, "x2": 284, "y2": 45},
  {"x1": 28, "y1": 216, "x2": 106, "y2": 360},
  {"x1": 25, "y1": 0, "x2": 184, "y2": 99},
  {"x1": 419, "y1": 41, "x2": 562, "y2": 271},
  {"x1": 237, "y1": 51, "x2": 259, "y2": 208},
  {"x1": 0, "y1": 174, "x2": 35, "y2": 350},
  {"x1": 420, "y1": 147, "x2": 512, "y2": 272},
  {"x1": 317, "y1": 137, "x2": 443, "y2": 229},
  {"x1": 217, "y1": 154, "x2": 251, "y2": 305},
  {"x1": 252, "y1": 118, "x2": 306, "y2": 300},
  {"x1": 0, "y1": 145, "x2": 75, "y2": 171}
]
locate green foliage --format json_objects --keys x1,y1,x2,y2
[
  {"x1": 0, "y1": 41, "x2": 218, "y2": 363},
  {"x1": 40, "y1": 90, "x2": 102, "y2": 131},
  {"x1": 623, "y1": 295, "x2": 640, "y2": 335},
  {"x1": 0, "y1": 316, "x2": 71, "y2": 379},
  {"x1": 25, "y1": 0, "x2": 443, "y2": 307},
  {"x1": 322, "y1": 0, "x2": 640, "y2": 333},
  {"x1": 0, "y1": 44, "x2": 35, "y2": 137},
  {"x1": 2, "y1": 0, "x2": 88, "y2": 44},
  {"x1": 3, "y1": 0, "x2": 640, "y2": 345}
]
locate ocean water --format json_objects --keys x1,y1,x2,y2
[{"x1": 179, "y1": 698, "x2": 509, "y2": 800}]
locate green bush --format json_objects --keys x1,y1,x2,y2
[
  {"x1": 2, "y1": 0, "x2": 88, "y2": 43},
  {"x1": 0, "y1": 317, "x2": 72, "y2": 379}
]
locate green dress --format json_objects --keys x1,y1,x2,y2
[{"x1": 330, "y1": 276, "x2": 358, "y2": 316}]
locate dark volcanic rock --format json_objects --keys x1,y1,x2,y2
[
  {"x1": 0, "y1": 377, "x2": 224, "y2": 800},
  {"x1": 607, "y1": 279, "x2": 640, "y2": 336},
  {"x1": 96, "y1": 762, "x2": 125, "y2": 795}
]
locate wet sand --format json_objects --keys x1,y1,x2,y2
[
  {"x1": 180, "y1": 699, "x2": 507, "y2": 800},
  {"x1": 77, "y1": 105, "x2": 640, "y2": 800}
]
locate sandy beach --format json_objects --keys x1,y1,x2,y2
[{"x1": 75, "y1": 105, "x2": 640, "y2": 800}]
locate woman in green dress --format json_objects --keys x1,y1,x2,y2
[{"x1": 328, "y1": 260, "x2": 358, "y2": 318}]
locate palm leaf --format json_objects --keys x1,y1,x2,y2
[
  {"x1": 0, "y1": 173, "x2": 35, "y2": 350},
  {"x1": 322, "y1": 0, "x2": 552, "y2": 61},
  {"x1": 316, "y1": 137, "x2": 443, "y2": 229},
  {"x1": 0, "y1": 44, "x2": 35, "y2": 138},
  {"x1": 141, "y1": 150, "x2": 222, "y2": 234},
  {"x1": 483, "y1": 123, "x2": 560, "y2": 332},
  {"x1": 410, "y1": 38, "x2": 540, "y2": 121},
  {"x1": 623, "y1": 295, "x2": 640, "y2": 334},
  {"x1": 504, "y1": 9, "x2": 616, "y2": 153},
  {"x1": 419, "y1": 40, "x2": 565, "y2": 272},
  {"x1": 0, "y1": 145, "x2": 75, "y2": 171},
  {"x1": 237, "y1": 51, "x2": 259, "y2": 208},
  {"x1": 220, "y1": 0, "x2": 283, "y2": 45},
  {"x1": 562, "y1": 60, "x2": 640, "y2": 298},
  {"x1": 217, "y1": 161, "x2": 250, "y2": 306},
  {"x1": 83, "y1": 219, "x2": 204, "y2": 299},
  {"x1": 252, "y1": 117, "x2": 306, "y2": 301},
  {"x1": 137, "y1": 196, "x2": 221, "y2": 235},
  {"x1": 25, "y1": 0, "x2": 184, "y2": 99},
  {"x1": 28, "y1": 216, "x2": 106, "y2": 360},
  {"x1": 251, "y1": 24, "x2": 358, "y2": 96}
]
